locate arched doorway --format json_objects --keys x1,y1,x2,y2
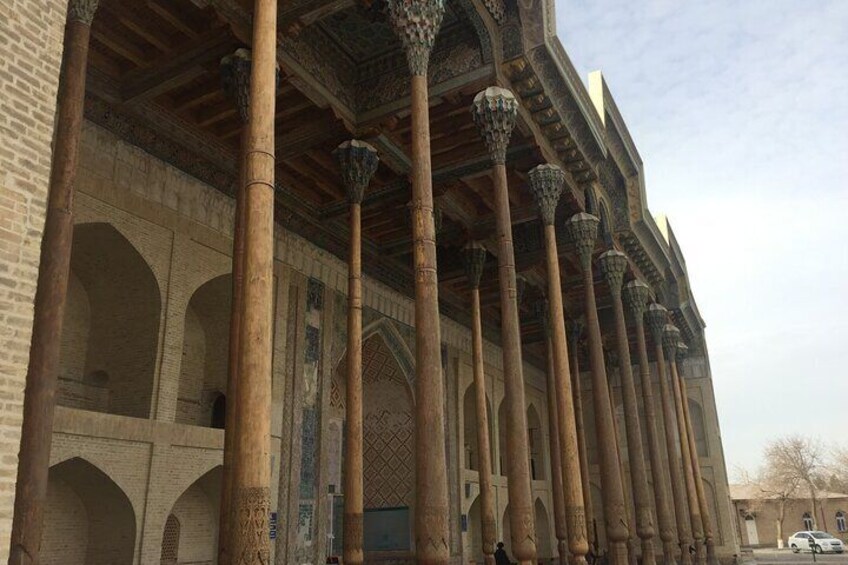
[
  {"x1": 177, "y1": 274, "x2": 232, "y2": 427},
  {"x1": 58, "y1": 222, "x2": 161, "y2": 417},
  {"x1": 333, "y1": 329, "x2": 415, "y2": 556},
  {"x1": 535, "y1": 498, "x2": 553, "y2": 560},
  {"x1": 463, "y1": 384, "x2": 494, "y2": 472},
  {"x1": 161, "y1": 466, "x2": 222, "y2": 564},
  {"x1": 467, "y1": 496, "x2": 483, "y2": 562},
  {"x1": 41, "y1": 457, "x2": 137, "y2": 564}
]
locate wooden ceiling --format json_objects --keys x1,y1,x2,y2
[{"x1": 82, "y1": 0, "x2": 665, "y2": 369}]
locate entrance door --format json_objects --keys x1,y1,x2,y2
[{"x1": 745, "y1": 515, "x2": 759, "y2": 546}]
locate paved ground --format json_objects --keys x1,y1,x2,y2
[{"x1": 750, "y1": 548, "x2": 848, "y2": 564}]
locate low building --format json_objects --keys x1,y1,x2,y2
[{"x1": 731, "y1": 485, "x2": 848, "y2": 548}]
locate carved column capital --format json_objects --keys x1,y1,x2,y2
[
  {"x1": 221, "y1": 49, "x2": 252, "y2": 123},
  {"x1": 623, "y1": 280, "x2": 651, "y2": 319},
  {"x1": 662, "y1": 324, "x2": 681, "y2": 359},
  {"x1": 645, "y1": 303, "x2": 669, "y2": 342},
  {"x1": 67, "y1": 0, "x2": 99, "y2": 25},
  {"x1": 463, "y1": 241, "x2": 487, "y2": 289},
  {"x1": 471, "y1": 87, "x2": 518, "y2": 164},
  {"x1": 566, "y1": 316, "x2": 585, "y2": 350},
  {"x1": 334, "y1": 140, "x2": 379, "y2": 204},
  {"x1": 387, "y1": 0, "x2": 445, "y2": 76},
  {"x1": 515, "y1": 274, "x2": 528, "y2": 307},
  {"x1": 675, "y1": 342, "x2": 689, "y2": 371},
  {"x1": 564, "y1": 213, "x2": 600, "y2": 271},
  {"x1": 528, "y1": 164, "x2": 565, "y2": 225},
  {"x1": 599, "y1": 249, "x2": 628, "y2": 295}
]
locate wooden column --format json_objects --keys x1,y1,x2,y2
[
  {"x1": 230, "y1": 0, "x2": 277, "y2": 561},
  {"x1": 675, "y1": 344, "x2": 719, "y2": 565},
  {"x1": 599, "y1": 251, "x2": 657, "y2": 565},
  {"x1": 217, "y1": 48, "x2": 252, "y2": 565},
  {"x1": 664, "y1": 326, "x2": 704, "y2": 565},
  {"x1": 564, "y1": 213, "x2": 630, "y2": 565},
  {"x1": 623, "y1": 281, "x2": 678, "y2": 565},
  {"x1": 335, "y1": 140, "x2": 380, "y2": 565},
  {"x1": 471, "y1": 87, "x2": 537, "y2": 564},
  {"x1": 465, "y1": 243, "x2": 497, "y2": 565},
  {"x1": 646, "y1": 305, "x2": 693, "y2": 565},
  {"x1": 528, "y1": 165, "x2": 589, "y2": 565},
  {"x1": 567, "y1": 318, "x2": 598, "y2": 554},
  {"x1": 9, "y1": 2, "x2": 99, "y2": 562},
  {"x1": 387, "y1": 2, "x2": 450, "y2": 562}
]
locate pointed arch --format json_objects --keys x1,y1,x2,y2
[
  {"x1": 58, "y1": 222, "x2": 161, "y2": 417},
  {"x1": 527, "y1": 403, "x2": 544, "y2": 480},
  {"x1": 462, "y1": 382, "x2": 494, "y2": 472},
  {"x1": 688, "y1": 398, "x2": 709, "y2": 457},
  {"x1": 535, "y1": 497, "x2": 553, "y2": 559},
  {"x1": 361, "y1": 317, "x2": 415, "y2": 393},
  {"x1": 42, "y1": 457, "x2": 137, "y2": 565},
  {"x1": 467, "y1": 495, "x2": 483, "y2": 562},
  {"x1": 177, "y1": 273, "x2": 232, "y2": 427},
  {"x1": 162, "y1": 466, "x2": 222, "y2": 565}
]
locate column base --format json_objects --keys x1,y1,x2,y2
[
  {"x1": 678, "y1": 542, "x2": 693, "y2": 565},
  {"x1": 610, "y1": 541, "x2": 630, "y2": 565},
  {"x1": 660, "y1": 540, "x2": 679, "y2": 565},
  {"x1": 640, "y1": 538, "x2": 658, "y2": 565}
]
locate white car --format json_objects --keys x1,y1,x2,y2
[{"x1": 788, "y1": 531, "x2": 845, "y2": 554}]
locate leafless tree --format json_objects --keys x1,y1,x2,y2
[
  {"x1": 764, "y1": 435, "x2": 824, "y2": 530},
  {"x1": 741, "y1": 464, "x2": 801, "y2": 547}
]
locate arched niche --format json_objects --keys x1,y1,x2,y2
[
  {"x1": 498, "y1": 399, "x2": 507, "y2": 476},
  {"x1": 333, "y1": 328, "x2": 415, "y2": 555},
  {"x1": 527, "y1": 404, "x2": 545, "y2": 480},
  {"x1": 58, "y1": 222, "x2": 161, "y2": 418},
  {"x1": 176, "y1": 274, "x2": 232, "y2": 427},
  {"x1": 41, "y1": 457, "x2": 137, "y2": 565},
  {"x1": 162, "y1": 466, "x2": 222, "y2": 564},
  {"x1": 467, "y1": 495, "x2": 483, "y2": 562},
  {"x1": 535, "y1": 498, "x2": 553, "y2": 559},
  {"x1": 463, "y1": 383, "x2": 494, "y2": 472},
  {"x1": 688, "y1": 398, "x2": 709, "y2": 457}
]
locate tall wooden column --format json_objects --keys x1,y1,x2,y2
[
  {"x1": 9, "y1": 2, "x2": 99, "y2": 562},
  {"x1": 646, "y1": 306, "x2": 692, "y2": 565},
  {"x1": 664, "y1": 326, "x2": 704, "y2": 565},
  {"x1": 567, "y1": 318, "x2": 598, "y2": 553},
  {"x1": 386, "y1": 2, "x2": 450, "y2": 562},
  {"x1": 335, "y1": 140, "x2": 379, "y2": 565},
  {"x1": 528, "y1": 165, "x2": 589, "y2": 565},
  {"x1": 464, "y1": 242, "x2": 497, "y2": 565},
  {"x1": 675, "y1": 344, "x2": 719, "y2": 565},
  {"x1": 623, "y1": 281, "x2": 677, "y2": 565},
  {"x1": 564, "y1": 214, "x2": 629, "y2": 565},
  {"x1": 471, "y1": 87, "x2": 537, "y2": 564},
  {"x1": 218, "y1": 48, "x2": 252, "y2": 565},
  {"x1": 599, "y1": 251, "x2": 657, "y2": 565},
  {"x1": 230, "y1": 0, "x2": 277, "y2": 561}
]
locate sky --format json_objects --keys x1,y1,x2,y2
[{"x1": 555, "y1": 0, "x2": 848, "y2": 475}]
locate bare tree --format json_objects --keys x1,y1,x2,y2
[
  {"x1": 742, "y1": 465, "x2": 801, "y2": 547},
  {"x1": 764, "y1": 435, "x2": 824, "y2": 530}
]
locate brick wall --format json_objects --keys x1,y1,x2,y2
[{"x1": 0, "y1": 0, "x2": 69, "y2": 559}]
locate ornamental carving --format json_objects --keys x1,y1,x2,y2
[
  {"x1": 67, "y1": 0, "x2": 99, "y2": 25},
  {"x1": 387, "y1": 0, "x2": 446, "y2": 76},
  {"x1": 533, "y1": 298, "x2": 549, "y2": 337},
  {"x1": 599, "y1": 249, "x2": 628, "y2": 294},
  {"x1": 220, "y1": 49, "x2": 252, "y2": 123},
  {"x1": 515, "y1": 274, "x2": 528, "y2": 307},
  {"x1": 471, "y1": 87, "x2": 518, "y2": 164},
  {"x1": 462, "y1": 241, "x2": 487, "y2": 289},
  {"x1": 564, "y1": 213, "x2": 599, "y2": 271},
  {"x1": 623, "y1": 279, "x2": 651, "y2": 318},
  {"x1": 676, "y1": 342, "x2": 689, "y2": 364},
  {"x1": 645, "y1": 304, "x2": 668, "y2": 342},
  {"x1": 334, "y1": 140, "x2": 379, "y2": 204},
  {"x1": 661, "y1": 324, "x2": 681, "y2": 358},
  {"x1": 233, "y1": 486, "x2": 271, "y2": 564},
  {"x1": 528, "y1": 164, "x2": 565, "y2": 226}
]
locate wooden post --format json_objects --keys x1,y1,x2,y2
[
  {"x1": 218, "y1": 48, "x2": 252, "y2": 565},
  {"x1": 675, "y1": 344, "x2": 719, "y2": 565},
  {"x1": 567, "y1": 318, "x2": 598, "y2": 555},
  {"x1": 230, "y1": 0, "x2": 277, "y2": 561},
  {"x1": 386, "y1": 1, "x2": 450, "y2": 561},
  {"x1": 334, "y1": 140, "x2": 380, "y2": 565},
  {"x1": 599, "y1": 251, "x2": 657, "y2": 565},
  {"x1": 664, "y1": 327, "x2": 704, "y2": 565},
  {"x1": 528, "y1": 165, "x2": 589, "y2": 565},
  {"x1": 472, "y1": 86, "x2": 537, "y2": 564},
  {"x1": 9, "y1": 2, "x2": 99, "y2": 562},
  {"x1": 465, "y1": 243, "x2": 497, "y2": 565},
  {"x1": 623, "y1": 280, "x2": 678, "y2": 565},
  {"x1": 564, "y1": 213, "x2": 629, "y2": 565},
  {"x1": 646, "y1": 305, "x2": 693, "y2": 565}
]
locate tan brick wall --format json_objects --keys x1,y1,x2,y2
[{"x1": 0, "y1": 0, "x2": 69, "y2": 558}]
